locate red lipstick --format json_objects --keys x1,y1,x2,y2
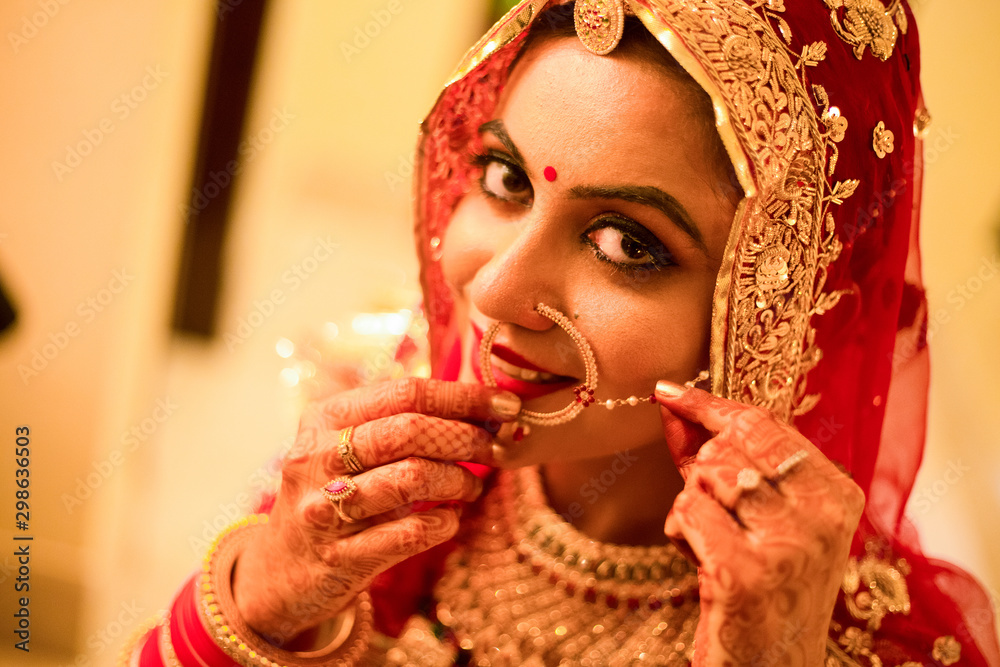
[{"x1": 471, "y1": 323, "x2": 577, "y2": 401}]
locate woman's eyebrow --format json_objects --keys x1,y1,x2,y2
[
  {"x1": 568, "y1": 184, "x2": 706, "y2": 250},
  {"x1": 478, "y1": 119, "x2": 530, "y2": 173}
]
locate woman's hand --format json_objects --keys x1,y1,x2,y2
[
  {"x1": 231, "y1": 377, "x2": 521, "y2": 646},
  {"x1": 655, "y1": 381, "x2": 864, "y2": 667}
]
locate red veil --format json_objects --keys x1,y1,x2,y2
[{"x1": 393, "y1": 0, "x2": 1000, "y2": 664}]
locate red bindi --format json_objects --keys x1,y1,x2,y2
[{"x1": 543, "y1": 166, "x2": 557, "y2": 182}]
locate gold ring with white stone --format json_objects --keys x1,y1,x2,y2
[
  {"x1": 736, "y1": 467, "x2": 763, "y2": 492},
  {"x1": 774, "y1": 450, "x2": 809, "y2": 478}
]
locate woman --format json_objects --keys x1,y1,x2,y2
[{"x1": 122, "y1": 1, "x2": 1000, "y2": 665}]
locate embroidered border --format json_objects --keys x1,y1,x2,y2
[{"x1": 630, "y1": 0, "x2": 853, "y2": 421}]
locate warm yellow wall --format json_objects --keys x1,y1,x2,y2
[
  {"x1": 909, "y1": 0, "x2": 1000, "y2": 615},
  {"x1": 0, "y1": 1, "x2": 214, "y2": 663},
  {"x1": 0, "y1": 1, "x2": 996, "y2": 664}
]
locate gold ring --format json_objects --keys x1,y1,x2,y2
[
  {"x1": 338, "y1": 425, "x2": 365, "y2": 474},
  {"x1": 774, "y1": 450, "x2": 809, "y2": 478},
  {"x1": 321, "y1": 476, "x2": 358, "y2": 524},
  {"x1": 736, "y1": 467, "x2": 762, "y2": 492}
]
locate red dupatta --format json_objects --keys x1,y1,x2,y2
[{"x1": 375, "y1": 1, "x2": 1000, "y2": 663}]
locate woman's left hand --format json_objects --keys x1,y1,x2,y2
[{"x1": 654, "y1": 381, "x2": 865, "y2": 667}]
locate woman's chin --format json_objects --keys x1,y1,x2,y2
[
  {"x1": 489, "y1": 419, "x2": 609, "y2": 469},
  {"x1": 490, "y1": 422, "x2": 531, "y2": 468}
]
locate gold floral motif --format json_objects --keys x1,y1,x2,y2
[
  {"x1": 723, "y1": 34, "x2": 766, "y2": 82},
  {"x1": 825, "y1": 632, "x2": 878, "y2": 666},
  {"x1": 842, "y1": 551, "x2": 911, "y2": 631},
  {"x1": 754, "y1": 244, "x2": 791, "y2": 307},
  {"x1": 824, "y1": 0, "x2": 908, "y2": 61},
  {"x1": 825, "y1": 108, "x2": 848, "y2": 143},
  {"x1": 914, "y1": 107, "x2": 932, "y2": 139},
  {"x1": 932, "y1": 635, "x2": 962, "y2": 665},
  {"x1": 841, "y1": 626, "x2": 873, "y2": 654},
  {"x1": 801, "y1": 40, "x2": 830, "y2": 67},
  {"x1": 574, "y1": 0, "x2": 626, "y2": 55},
  {"x1": 873, "y1": 121, "x2": 895, "y2": 158}
]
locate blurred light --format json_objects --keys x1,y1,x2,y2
[
  {"x1": 296, "y1": 360, "x2": 316, "y2": 379},
  {"x1": 280, "y1": 368, "x2": 300, "y2": 387},
  {"x1": 829, "y1": 106, "x2": 841, "y2": 117},
  {"x1": 411, "y1": 316, "x2": 429, "y2": 336},
  {"x1": 322, "y1": 322, "x2": 340, "y2": 340},
  {"x1": 275, "y1": 337, "x2": 295, "y2": 358},
  {"x1": 352, "y1": 313, "x2": 380, "y2": 336},
  {"x1": 351, "y1": 310, "x2": 413, "y2": 336},
  {"x1": 386, "y1": 309, "x2": 411, "y2": 336}
]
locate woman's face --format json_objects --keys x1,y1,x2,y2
[{"x1": 442, "y1": 37, "x2": 738, "y2": 468}]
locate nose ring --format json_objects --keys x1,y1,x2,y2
[{"x1": 480, "y1": 303, "x2": 598, "y2": 427}]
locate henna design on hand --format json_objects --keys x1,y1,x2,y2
[
  {"x1": 657, "y1": 385, "x2": 865, "y2": 666},
  {"x1": 229, "y1": 378, "x2": 514, "y2": 646}
]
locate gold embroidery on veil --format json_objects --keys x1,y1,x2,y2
[
  {"x1": 630, "y1": 0, "x2": 853, "y2": 421},
  {"x1": 823, "y1": 0, "x2": 909, "y2": 62}
]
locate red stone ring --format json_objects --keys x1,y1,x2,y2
[{"x1": 321, "y1": 476, "x2": 359, "y2": 524}]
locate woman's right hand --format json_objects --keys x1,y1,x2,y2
[{"x1": 231, "y1": 377, "x2": 522, "y2": 645}]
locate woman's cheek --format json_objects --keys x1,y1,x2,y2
[{"x1": 440, "y1": 199, "x2": 491, "y2": 295}]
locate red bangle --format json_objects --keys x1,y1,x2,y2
[{"x1": 171, "y1": 574, "x2": 239, "y2": 666}]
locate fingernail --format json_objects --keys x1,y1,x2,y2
[
  {"x1": 464, "y1": 476, "x2": 485, "y2": 502},
  {"x1": 655, "y1": 380, "x2": 687, "y2": 400},
  {"x1": 490, "y1": 391, "x2": 522, "y2": 418}
]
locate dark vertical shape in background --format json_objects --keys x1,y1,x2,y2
[
  {"x1": 0, "y1": 272, "x2": 16, "y2": 336},
  {"x1": 172, "y1": 0, "x2": 270, "y2": 336}
]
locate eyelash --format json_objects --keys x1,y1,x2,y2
[
  {"x1": 470, "y1": 150, "x2": 531, "y2": 204},
  {"x1": 582, "y1": 217, "x2": 676, "y2": 278},
  {"x1": 469, "y1": 151, "x2": 675, "y2": 278}
]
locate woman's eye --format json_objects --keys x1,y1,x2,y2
[
  {"x1": 584, "y1": 218, "x2": 674, "y2": 273},
  {"x1": 475, "y1": 154, "x2": 533, "y2": 205}
]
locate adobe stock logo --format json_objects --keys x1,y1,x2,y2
[
  {"x1": 224, "y1": 236, "x2": 338, "y2": 352},
  {"x1": 62, "y1": 396, "x2": 179, "y2": 514},
  {"x1": 7, "y1": 0, "x2": 73, "y2": 55},
  {"x1": 179, "y1": 108, "x2": 295, "y2": 221}
]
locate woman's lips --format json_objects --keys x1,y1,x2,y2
[{"x1": 471, "y1": 323, "x2": 578, "y2": 401}]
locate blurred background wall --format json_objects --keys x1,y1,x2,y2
[{"x1": 0, "y1": 1, "x2": 996, "y2": 664}]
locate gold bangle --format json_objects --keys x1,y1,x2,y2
[
  {"x1": 196, "y1": 514, "x2": 374, "y2": 667},
  {"x1": 156, "y1": 611, "x2": 183, "y2": 667},
  {"x1": 116, "y1": 611, "x2": 168, "y2": 667}
]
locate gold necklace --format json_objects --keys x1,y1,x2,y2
[{"x1": 388, "y1": 467, "x2": 700, "y2": 666}]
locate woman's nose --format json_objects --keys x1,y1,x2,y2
[{"x1": 466, "y1": 217, "x2": 567, "y2": 331}]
